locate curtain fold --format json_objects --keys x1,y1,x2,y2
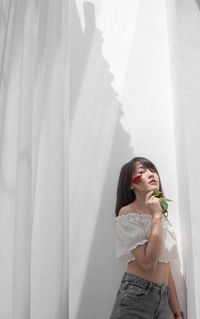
[
  {"x1": 173, "y1": 1, "x2": 200, "y2": 317},
  {"x1": 0, "y1": 1, "x2": 67, "y2": 318}
]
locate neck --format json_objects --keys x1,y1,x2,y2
[{"x1": 133, "y1": 190, "x2": 149, "y2": 210}]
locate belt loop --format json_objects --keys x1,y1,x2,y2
[
  {"x1": 146, "y1": 281, "x2": 152, "y2": 293},
  {"x1": 121, "y1": 272, "x2": 126, "y2": 283}
]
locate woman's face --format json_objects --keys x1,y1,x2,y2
[{"x1": 131, "y1": 161, "x2": 160, "y2": 192}]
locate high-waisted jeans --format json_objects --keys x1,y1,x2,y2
[{"x1": 110, "y1": 272, "x2": 170, "y2": 319}]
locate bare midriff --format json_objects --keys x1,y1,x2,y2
[{"x1": 127, "y1": 259, "x2": 170, "y2": 286}]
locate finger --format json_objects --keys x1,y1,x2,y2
[
  {"x1": 145, "y1": 193, "x2": 152, "y2": 203},
  {"x1": 145, "y1": 191, "x2": 154, "y2": 201}
]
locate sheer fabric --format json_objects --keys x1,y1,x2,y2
[{"x1": 0, "y1": 1, "x2": 67, "y2": 319}]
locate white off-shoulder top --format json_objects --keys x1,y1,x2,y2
[{"x1": 116, "y1": 213, "x2": 178, "y2": 263}]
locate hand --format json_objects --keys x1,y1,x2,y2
[
  {"x1": 145, "y1": 191, "x2": 162, "y2": 218},
  {"x1": 173, "y1": 312, "x2": 184, "y2": 319}
]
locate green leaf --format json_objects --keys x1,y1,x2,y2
[
  {"x1": 152, "y1": 190, "x2": 162, "y2": 196},
  {"x1": 160, "y1": 199, "x2": 168, "y2": 210}
]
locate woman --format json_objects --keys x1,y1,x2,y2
[{"x1": 110, "y1": 157, "x2": 184, "y2": 319}]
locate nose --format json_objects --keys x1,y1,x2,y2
[{"x1": 148, "y1": 170, "x2": 154, "y2": 178}]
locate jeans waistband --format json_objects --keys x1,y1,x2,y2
[{"x1": 121, "y1": 272, "x2": 169, "y2": 294}]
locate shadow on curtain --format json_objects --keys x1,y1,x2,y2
[
  {"x1": 70, "y1": 1, "x2": 134, "y2": 318},
  {"x1": 195, "y1": 0, "x2": 200, "y2": 10}
]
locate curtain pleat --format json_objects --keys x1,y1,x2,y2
[{"x1": 0, "y1": 1, "x2": 67, "y2": 319}]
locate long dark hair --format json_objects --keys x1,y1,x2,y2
[{"x1": 115, "y1": 157, "x2": 165, "y2": 216}]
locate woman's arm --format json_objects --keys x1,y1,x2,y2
[
  {"x1": 168, "y1": 264, "x2": 181, "y2": 315},
  {"x1": 145, "y1": 215, "x2": 163, "y2": 271}
]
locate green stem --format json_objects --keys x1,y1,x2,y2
[{"x1": 163, "y1": 214, "x2": 172, "y2": 227}]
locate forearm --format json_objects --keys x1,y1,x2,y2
[
  {"x1": 168, "y1": 267, "x2": 181, "y2": 314},
  {"x1": 145, "y1": 215, "x2": 162, "y2": 268}
]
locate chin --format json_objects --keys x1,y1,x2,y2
[{"x1": 149, "y1": 184, "x2": 158, "y2": 189}]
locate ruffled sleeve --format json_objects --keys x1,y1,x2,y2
[
  {"x1": 115, "y1": 213, "x2": 152, "y2": 262},
  {"x1": 158, "y1": 217, "x2": 179, "y2": 263}
]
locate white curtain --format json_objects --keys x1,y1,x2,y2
[
  {"x1": 173, "y1": 0, "x2": 200, "y2": 317},
  {"x1": 0, "y1": 1, "x2": 68, "y2": 319},
  {"x1": 70, "y1": 1, "x2": 200, "y2": 318}
]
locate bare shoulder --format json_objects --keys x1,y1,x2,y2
[{"x1": 118, "y1": 205, "x2": 134, "y2": 216}]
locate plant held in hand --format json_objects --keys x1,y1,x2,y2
[{"x1": 151, "y1": 190, "x2": 173, "y2": 226}]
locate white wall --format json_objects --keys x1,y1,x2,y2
[{"x1": 69, "y1": 0, "x2": 200, "y2": 318}]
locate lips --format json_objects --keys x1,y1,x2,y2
[{"x1": 149, "y1": 180, "x2": 157, "y2": 184}]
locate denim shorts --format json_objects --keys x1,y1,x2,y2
[{"x1": 110, "y1": 272, "x2": 170, "y2": 319}]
